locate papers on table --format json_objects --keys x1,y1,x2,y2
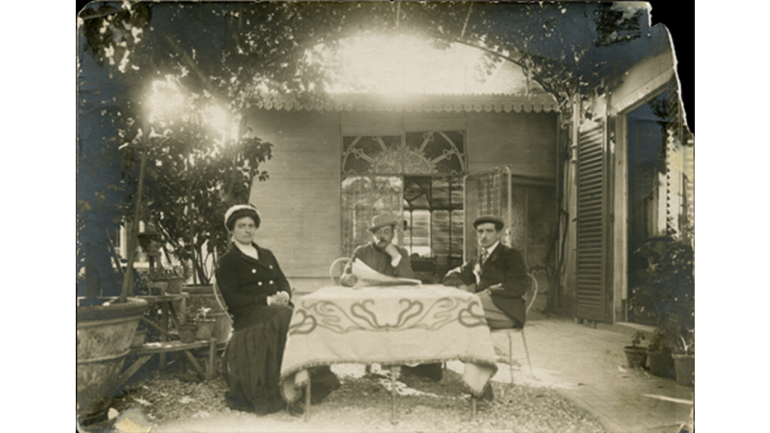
[{"x1": 350, "y1": 259, "x2": 422, "y2": 288}]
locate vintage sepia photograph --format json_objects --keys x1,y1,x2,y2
[{"x1": 76, "y1": 1, "x2": 695, "y2": 432}]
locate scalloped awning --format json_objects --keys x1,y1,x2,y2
[{"x1": 252, "y1": 93, "x2": 559, "y2": 113}]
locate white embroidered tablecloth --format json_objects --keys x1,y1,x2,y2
[{"x1": 280, "y1": 285, "x2": 498, "y2": 402}]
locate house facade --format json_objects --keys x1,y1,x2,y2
[
  {"x1": 237, "y1": 38, "x2": 693, "y2": 327},
  {"x1": 244, "y1": 93, "x2": 561, "y2": 294}
]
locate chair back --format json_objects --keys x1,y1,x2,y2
[
  {"x1": 329, "y1": 257, "x2": 351, "y2": 285},
  {"x1": 525, "y1": 273, "x2": 539, "y2": 315},
  {"x1": 212, "y1": 281, "x2": 235, "y2": 324}
]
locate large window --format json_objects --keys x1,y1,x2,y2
[{"x1": 341, "y1": 131, "x2": 466, "y2": 277}]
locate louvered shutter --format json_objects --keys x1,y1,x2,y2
[{"x1": 576, "y1": 125, "x2": 610, "y2": 322}]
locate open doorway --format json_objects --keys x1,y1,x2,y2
[
  {"x1": 626, "y1": 90, "x2": 672, "y2": 325},
  {"x1": 402, "y1": 176, "x2": 464, "y2": 282}
]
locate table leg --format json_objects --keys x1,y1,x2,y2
[
  {"x1": 471, "y1": 396, "x2": 477, "y2": 420},
  {"x1": 390, "y1": 366, "x2": 400, "y2": 425},
  {"x1": 160, "y1": 302, "x2": 169, "y2": 370},
  {"x1": 304, "y1": 375, "x2": 311, "y2": 422}
]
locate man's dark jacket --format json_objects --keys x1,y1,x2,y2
[{"x1": 442, "y1": 244, "x2": 529, "y2": 326}]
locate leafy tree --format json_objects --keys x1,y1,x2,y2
[
  {"x1": 77, "y1": 1, "x2": 664, "y2": 300},
  {"x1": 138, "y1": 88, "x2": 273, "y2": 283}
]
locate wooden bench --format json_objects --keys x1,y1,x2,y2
[{"x1": 117, "y1": 339, "x2": 217, "y2": 387}]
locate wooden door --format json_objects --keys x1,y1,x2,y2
[{"x1": 576, "y1": 124, "x2": 612, "y2": 322}]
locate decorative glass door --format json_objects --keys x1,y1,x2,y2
[{"x1": 340, "y1": 132, "x2": 467, "y2": 273}]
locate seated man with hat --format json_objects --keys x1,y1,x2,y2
[
  {"x1": 442, "y1": 215, "x2": 530, "y2": 329},
  {"x1": 339, "y1": 212, "x2": 415, "y2": 287},
  {"x1": 340, "y1": 213, "x2": 443, "y2": 381}
]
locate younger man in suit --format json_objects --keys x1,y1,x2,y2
[{"x1": 442, "y1": 216, "x2": 530, "y2": 329}]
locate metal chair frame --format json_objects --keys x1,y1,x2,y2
[
  {"x1": 329, "y1": 257, "x2": 351, "y2": 285},
  {"x1": 492, "y1": 273, "x2": 539, "y2": 384}
]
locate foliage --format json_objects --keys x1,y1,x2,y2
[
  {"x1": 195, "y1": 307, "x2": 212, "y2": 322},
  {"x1": 148, "y1": 263, "x2": 188, "y2": 281},
  {"x1": 647, "y1": 327, "x2": 673, "y2": 353},
  {"x1": 674, "y1": 329, "x2": 695, "y2": 355},
  {"x1": 77, "y1": 1, "x2": 662, "y2": 297},
  {"x1": 135, "y1": 82, "x2": 274, "y2": 283},
  {"x1": 628, "y1": 237, "x2": 695, "y2": 332},
  {"x1": 183, "y1": 305, "x2": 212, "y2": 323},
  {"x1": 630, "y1": 331, "x2": 645, "y2": 348}
]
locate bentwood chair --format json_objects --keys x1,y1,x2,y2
[
  {"x1": 492, "y1": 273, "x2": 539, "y2": 384},
  {"x1": 329, "y1": 257, "x2": 351, "y2": 285}
]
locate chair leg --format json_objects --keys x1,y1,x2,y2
[
  {"x1": 507, "y1": 332, "x2": 514, "y2": 385},
  {"x1": 521, "y1": 329, "x2": 532, "y2": 375}
]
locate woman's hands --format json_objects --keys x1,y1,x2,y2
[{"x1": 268, "y1": 291, "x2": 290, "y2": 306}]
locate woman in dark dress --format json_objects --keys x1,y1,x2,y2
[{"x1": 216, "y1": 204, "x2": 338, "y2": 415}]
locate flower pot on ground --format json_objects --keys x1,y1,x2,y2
[
  {"x1": 623, "y1": 331, "x2": 647, "y2": 369},
  {"x1": 646, "y1": 327, "x2": 675, "y2": 378},
  {"x1": 77, "y1": 297, "x2": 148, "y2": 426},
  {"x1": 672, "y1": 353, "x2": 694, "y2": 386},
  {"x1": 647, "y1": 348, "x2": 675, "y2": 378},
  {"x1": 178, "y1": 323, "x2": 198, "y2": 344},
  {"x1": 623, "y1": 346, "x2": 647, "y2": 369},
  {"x1": 672, "y1": 331, "x2": 694, "y2": 386}
]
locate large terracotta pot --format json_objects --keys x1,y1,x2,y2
[
  {"x1": 76, "y1": 297, "x2": 148, "y2": 426},
  {"x1": 182, "y1": 285, "x2": 232, "y2": 344},
  {"x1": 647, "y1": 348, "x2": 676, "y2": 378}
]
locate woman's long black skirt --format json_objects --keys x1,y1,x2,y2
[{"x1": 222, "y1": 305, "x2": 292, "y2": 415}]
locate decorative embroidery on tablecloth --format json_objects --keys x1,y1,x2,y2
[{"x1": 288, "y1": 296, "x2": 486, "y2": 335}]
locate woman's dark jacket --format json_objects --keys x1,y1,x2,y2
[{"x1": 215, "y1": 243, "x2": 292, "y2": 331}]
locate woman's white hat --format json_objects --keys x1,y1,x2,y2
[{"x1": 224, "y1": 204, "x2": 260, "y2": 230}]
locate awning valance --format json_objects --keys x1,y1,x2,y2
[{"x1": 252, "y1": 93, "x2": 559, "y2": 113}]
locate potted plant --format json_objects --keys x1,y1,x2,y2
[
  {"x1": 178, "y1": 305, "x2": 200, "y2": 344},
  {"x1": 628, "y1": 238, "x2": 694, "y2": 328},
  {"x1": 646, "y1": 327, "x2": 675, "y2": 378},
  {"x1": 623, "y1": 331, "x2": 647, "y2": 369},
  {"x1": 182, "y1": 284, "x2": 233, "y2": 345},
  {"x1": 193, "y1": 307, "x2": 217, "y2": 341},
  {"x1": 672, "y1": 330, "x2": 694, "y2": 386},
  {"x1": 148, "y1": 263, "x2": 189, "y2": 295}
]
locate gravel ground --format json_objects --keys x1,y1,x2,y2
[{"x1": 111, "y1": 363, "x2": 606, "y2": 433}]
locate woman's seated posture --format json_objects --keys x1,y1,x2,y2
[{"x1": 216, "y1": 204, "x2": 338, "y2": 414}]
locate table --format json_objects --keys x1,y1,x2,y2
[
  {"x1": 136, "y1": 294, "x2": 188, "y2": 369},
  {"x1": 116, "y1": 294, "x2": 217, "y2": 387},
  {"x1": 279, "y1": 285, "x2": 498, "y2": 422}
]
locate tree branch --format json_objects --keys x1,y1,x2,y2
[{"x1": 160, "y1": 33, "x2": 228, "y2": 103}]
